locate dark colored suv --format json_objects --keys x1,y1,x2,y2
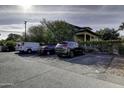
[
  {"x1": 55, "y1": 41, "x2": 84, "y2": 57},
  {"x1": 38, "y1": 44, "x2": 56, "y2": 55}
]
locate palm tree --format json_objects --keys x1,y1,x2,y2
[{"x1": 118, "y1": 22, "x2": 124, "y2": 31}]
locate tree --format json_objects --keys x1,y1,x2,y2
[
  {"x1": 26, "y1": 19, "x2": 75, "y2": 44},
  {"x1": 40, "y1": 19, "x2": 74, "y2": 43},
  {"x1": 0, "y1": 39, "x2": 6, "y2": 46},
  {"x1": 5, "y1": 40, "x2": 16, "y2": 51},
  {"x1": 26, "y1": 25, "x2": 46, "y2": 43},
  {"x1": 118, "y1": 22, "x2": 124, "y2": 31},
  {"x1": 6, "y1": 33, "x2": 22, "y2": 41},
  {"x1": 96, "y1": 28, "x2": 119, "y2": 40}
]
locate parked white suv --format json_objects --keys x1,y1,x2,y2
[{"x1": 16, "y1": 42, "x2": 40, "y2": 53}]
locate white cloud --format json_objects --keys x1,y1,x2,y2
[{"x1": 1, "y1": 5, "x2": 124, "y2": 39}]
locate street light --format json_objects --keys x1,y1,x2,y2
[{"x1": 24, "y1": 21, "x2": 27, "y2": 41}]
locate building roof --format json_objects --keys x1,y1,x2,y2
[
  {"x1": 68, "y1": 23, "x2": 99, "y2": 37},
  {"x1": 76, "y1": 28, "x2": 99, "y2": 36}
]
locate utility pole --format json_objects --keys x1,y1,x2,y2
[{"x1": 24, "y1": 21, "x2": 27, "y2": 41}]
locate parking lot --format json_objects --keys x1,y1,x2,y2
[{"x1": 0, "y1": 52, "x2": 124, "y2": 88}]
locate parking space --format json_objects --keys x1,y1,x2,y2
[
  {"x1": 0, "y1": 52, "x2": 124, "y2": 87},
  {"x1": 18, "y1": 53, "x2": 113, "y2": 74}
]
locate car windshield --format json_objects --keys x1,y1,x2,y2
[
  {"x1": 42, "y1": 45, "x2": 55, "y2": 48},
  {"x1": 56, "y1": 42, "x2": 68, "y2": 47},
  {"x1": 59, "y1": 41, "x2": 68, "y2": 44}
]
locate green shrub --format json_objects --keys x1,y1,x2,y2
[
  {"x1": 5, "y1": 40, "x2": 16, "y2": 51},
  {"x1": 5, "y1": 40, "x2": 16, "y2": 46},
  {"x1": 0, "y1": 41, "x2": 2, "y2": 46},
  {"x1": 0, "y1": 40, "x2": 6, "y2": 46},
  {"x1": 79, "y1": 40, "x2": 124, "y2": 54}
]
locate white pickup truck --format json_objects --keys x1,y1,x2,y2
[{"x1": 15, "y1": 42, "x2": 40, "y2": 53}]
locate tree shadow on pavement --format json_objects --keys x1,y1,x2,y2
[
  {"x1": 60, "y1": 53, "x2": 114, "y2": 68},
  {"x1": 15, "y1": 51, "x2": 56, "y2": 59},
  {"x1": 14, "y1": 52, "x2": 39, "y2": 58}
]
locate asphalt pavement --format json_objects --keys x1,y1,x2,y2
[{"x1": 0, "y1": 52, "x2": 123, "y2": 88}]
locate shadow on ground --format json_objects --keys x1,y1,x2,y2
[
  {"x1": 15, "y1": 51, "x2": 114, "y2": 69},
  {"x1": 60, "y1": 53, "x2": 114, "y2": 68},
  {"x1": 15, "y1": 52, "x2": 39, "y2": 57},
  {"x1": 15, "y1": 51, "x2": 57, "y2": 59}
]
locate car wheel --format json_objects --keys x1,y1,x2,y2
[
  {"x1": 27, "y1": 49, "x2": 32, "y2": 54},
  {"x1": 69, "y1": 51, "x2": 74, "y2": 58},
  {"x1": 46, "y1": 51, "x2": 50, "y2": 55},
  {"x1": 81, "y1": 50, "x2": 85, "y2": 55},
  {"x1": 57, "y1": 54, "x2": 62, "y2": 57}
]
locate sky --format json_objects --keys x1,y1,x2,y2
[{"x1": 0, "y1": 5, "x2": 124, "y2": 39}]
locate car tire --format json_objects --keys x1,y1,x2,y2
[
  {"x1": 81, "y1": 49, "x2": 85, "y2": 55},
  {"x1": 46, "y1": 51, "x2": 50, "y2": 55},
  {"x1": 19, "y1": 51, "x2": 23, "y2": 54},
  {"x1": 57, "y1": 54, "x2": 62, "y2": 57},
  {"x1": 27, "y1": 49, "x2": 32, "y2": 54},
  {"x1": 69, "y1": 51, "x2": 74, "y2": 58}
]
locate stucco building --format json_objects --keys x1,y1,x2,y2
[{"x1": 71, "y1": 25, "x2": 99, "y2": 42}]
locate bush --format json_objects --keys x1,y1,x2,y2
[
  {"x1": 5, "y1": 40, "x2": 16, "y2": 51},
  {"x1": 79, "y1": 40, "x2": 124, "y2": 54},
  {"x1": 5, "y1": 40, "x2": 16, "y2": 46},
  {"x1": 0, "y1": 40, "x2": 5, "y2": 46}
]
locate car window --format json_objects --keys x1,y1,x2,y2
[
  {"x1": 60, "y1": 41, "x2": 68, "y2": 44},
  {"x1": 48, "y1": 45, "x2": 55, "y2": 48},
  {"x1": 56, "y1": 44, "x2": 62, "y2": 47},
  {"x1": 18, "y1": 44, "x2": 20, "y2": 46},
  {"x1": 22, "y1": 42, "x2": 24, "y2": 45}
]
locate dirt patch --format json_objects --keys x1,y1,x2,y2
[{"x1": 107, "y1": 57, "x2": 124, "y2": 77}]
